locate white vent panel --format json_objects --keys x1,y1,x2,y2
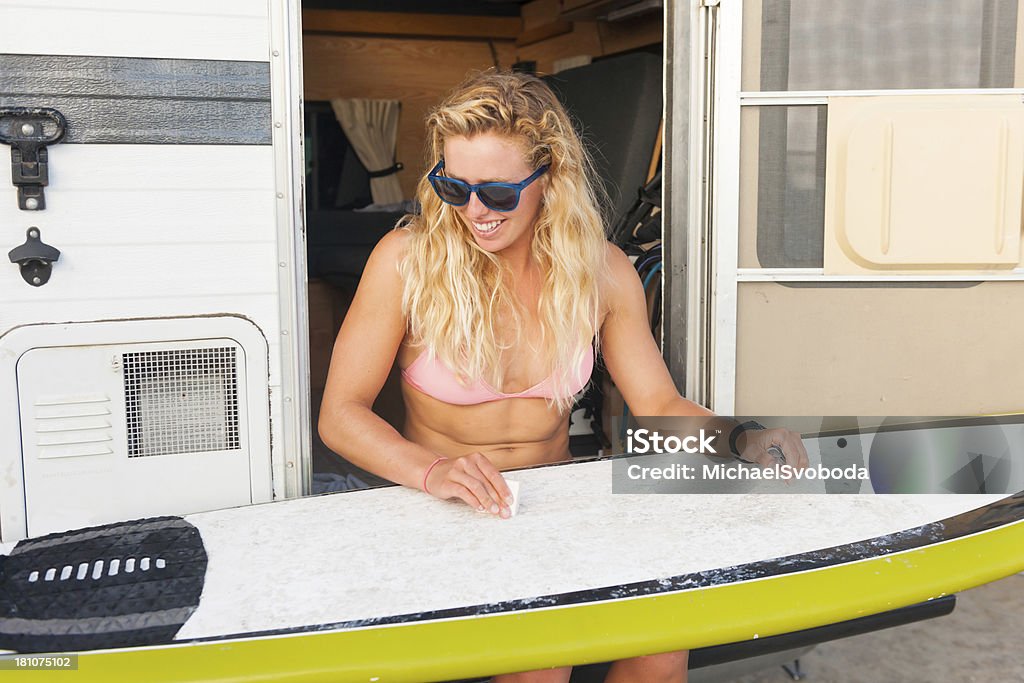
[{"x1": 14, "y1": 333, "x2": 261, "y2": 537}]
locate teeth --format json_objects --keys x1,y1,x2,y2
[{"x1": 473, "y1": 220, "x2": 502, "y2": 233}]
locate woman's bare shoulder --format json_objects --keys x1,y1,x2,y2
[
  {"x1": 372, "y1": 226, "x2": 412, "y2": 260},
  {"x1": 361, "y1": 227, "x2": 412, "y2": 280},
  {"x1": 603, "y1": 241, "x2": 634, "y2": 277},
  {"x1": 599, "y1": 241, "x2": 639, "y2": 309}
]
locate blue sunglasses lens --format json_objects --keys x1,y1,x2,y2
[
  {"x1": 430, "y1": 177, "x2": 521, "y2": 212},
  {"x1": 477, "y1": 185, "x2": 519, "y2": 211},
  {"x1": 430, "y1": 177, "x2": 470, "y2": 205}
]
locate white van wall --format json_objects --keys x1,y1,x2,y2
[{"x1": 0, "y1": 0, "x2": 308, "y2": 541}]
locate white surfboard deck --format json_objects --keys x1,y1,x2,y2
[{"x1": 176, "y1": 460, "x2": 1000, "y2": 639}]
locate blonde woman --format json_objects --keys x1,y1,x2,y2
[{"x1": 319, "y1": 70, "x2": 807, "y2": 683}]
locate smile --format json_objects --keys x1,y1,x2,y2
[{"x1": 472, "y1": 219, "x2": 504, "y2": 234}]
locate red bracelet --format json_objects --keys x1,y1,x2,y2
[{"x1": 421, "y1": 456, "x2": 448, "y2": 495}]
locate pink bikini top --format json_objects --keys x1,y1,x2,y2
[{"x1": 401, "y1": 345, "x2": 594, "y2": 405}]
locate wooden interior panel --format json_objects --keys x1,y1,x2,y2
[
  {"x1": 597, "y1": 14, "x2": 664, "y2": 55},
  {"x1": 518, "y1": 21, "x2": 603, "y2": 75},
  {"x1": 517, "y1": 20, "x2": 574, "y2": 47},
  {"x1": 522, "y1": 0, "x2": 562, "y2": 31},
  {"x1": 302, "y1": 10, "x2": 520, "y2": 40},
  {"x1": 303, "y1": 34, "x2": 516, "y2": 198},
  {"x1": 562, "y1": 0, "x2": 602, "y2": 12},
  {"x1": 519, "y1": 0, "x2": 662, "y2": 75}
]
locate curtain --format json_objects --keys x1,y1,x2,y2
[{"x1": 330, "y1": 98, "x2": 403, "y2": 205}]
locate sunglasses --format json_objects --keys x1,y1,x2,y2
[{"x1": 427, "y1": 160, "x2": 549, "y2": 212}]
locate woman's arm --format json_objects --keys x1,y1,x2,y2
[
  {"x1": 599, "y1": 244, "x2": 709, "y2": 418},
  {"x1": 318, "y1": 230, "x2": 430, "y2": 486},
  {"x1": 318, "y1": 230, "x2": 513, "y2": 513},
  {"x1": 598, "y1": 244, "x2": 808, "y2": 468}
]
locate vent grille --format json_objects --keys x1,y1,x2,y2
[{"x1": 123, "y1": 347, "x2": 240, "y2": 457}]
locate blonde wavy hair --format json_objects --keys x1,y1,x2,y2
[{"x1": 398, "y1": 69, "x2": 609, "y2": 412}]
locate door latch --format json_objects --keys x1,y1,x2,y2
[{"x1": 0, "y1": 107, "x2": 67, "y2": 210}]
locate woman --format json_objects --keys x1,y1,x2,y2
[{"x1": 319, "y1": 70, "x2": 807, "y2": 683}]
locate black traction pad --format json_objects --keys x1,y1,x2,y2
[{"x1": 0, "y1": 516, "x2": 207, "y2": 653}]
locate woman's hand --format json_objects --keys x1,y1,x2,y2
[
  {"x1": 738, "y1": 427, "x2": 810, "y2": 473},
  {"x1": 424, "y1": 452, "x2": 515, "y2": 518}
]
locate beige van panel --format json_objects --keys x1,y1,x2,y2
[
  {"x1": 740, "y1": 0, "x2": 764, "y2": 93},
  {"x1": 825, "y1": 95, "x2": 1024, "y2": 273},
  {"x1": 734, "y1": 281, "x2": 1024, "y2": 416},
  {"x1": 1017, "y1": 2, "x2": 1024, "y2": 88},
  {"x1": 738, "y1": 106, "x2": 761, "y2": 269}
]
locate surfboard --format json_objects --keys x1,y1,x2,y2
[{"x1": 1, "y1": 417, "x2": 1023, "y2": 682}]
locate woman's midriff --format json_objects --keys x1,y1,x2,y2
[{"x1": 400, "y1": 380, "x2": 572, "y2": 469}]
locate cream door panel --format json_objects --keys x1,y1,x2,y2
[{"x1": 825, "y1": 95, "x2": 1024, "y2": 273}]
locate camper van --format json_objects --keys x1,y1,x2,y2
[{"x1": 1, "y1": 1, "x2": 1022, "y2": 681}]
